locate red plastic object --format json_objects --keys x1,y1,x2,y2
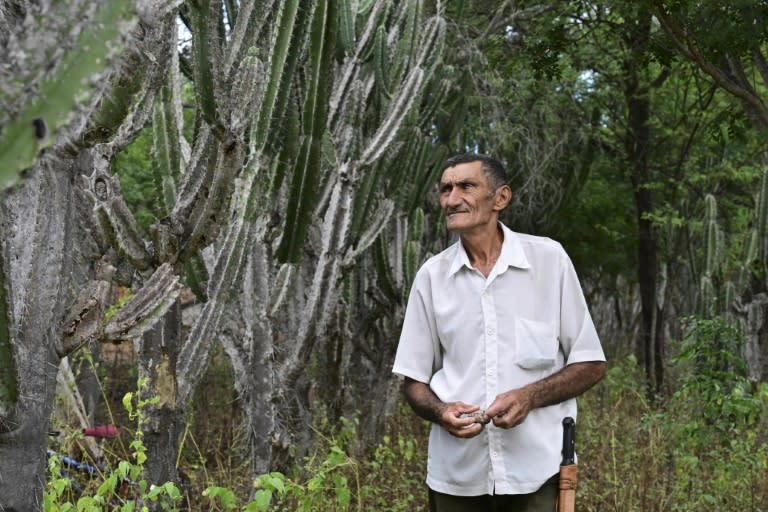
[{"x1": 83, "y1": 424, "x2": 124, "y2": 439}]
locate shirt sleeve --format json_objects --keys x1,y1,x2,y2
[
  {"x1": 392, "y1": 268, "x2": 442, "y2": 383},
  {"x1": 558, "y1": 248, "x2": 606, "y2": 365}
]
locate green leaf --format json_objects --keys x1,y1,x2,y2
[
  {"x1": 97, "y1": 475, "x2": 118, "y2": 498},
  {"x1": 122, "y1": 392, "x2": 133, "y2": 415},
  {"x1": 203, "y1": 486, "x2": 238, "y2": 509},
  {"x1": 332, "y1": 473, "x2": 350, "y2": 507},
  {"x1": 163, "y1": 481, "x2": 182, "y2": 500},
  {"x1": 265, "y1": 473, "x2": 286, "y2": 494},
  {"x1": 248, "y1": 489, "x2": 273, "y2": 511}
]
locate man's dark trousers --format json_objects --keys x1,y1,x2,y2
[{"x1": 428, "y1": 474, "x2": 559, "y2": 512}]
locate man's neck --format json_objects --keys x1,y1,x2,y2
[{"x1": 459, "y1": 223, "x2": 504, "y2": 270}]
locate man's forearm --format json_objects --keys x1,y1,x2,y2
[
  {"x1": 403, "y1": 377, "x2": 445, "y2": 424},
  {"x1": 525, "y1": 360, "x2": 606, "y2": 409}
]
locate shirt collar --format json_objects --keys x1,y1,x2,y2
[{"x1": 447, "y1": 223, "x2": 531, "y2": 277}]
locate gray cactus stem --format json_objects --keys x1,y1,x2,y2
[
  {"x1": 222, "y1": 0, "x2": 278, "y2": 79},
  {"x1": 57, "y1": 279, "x2": 112, "y2": 357},
  {"x1": 180, "y1": 138, "x2": 244, "y2": 258},
  {"x1": 176, "y1": 159, "x2": 265, "y2": 404},
  {"x1": 360, "y1": 67, "x2": 425, "y2": 165},
  {"x1": 0, "y1": 158, "x2": 89, "y2": 509},
  {"x1": 69, "y1": 13, "x2": 179, "y2": 155},
  {"x1": 327, "y1": 0, "x2": 387, "y2": 127},
  {"x1": 150, "y1": 25, "x2": 187, "y2": 216},
  {"x1": 278, "y1": 165, "x2": 354, "y2": 387},
  {"x1": 0, "y1": 234, "x2": 16, "y2": 433},
  {"x1": 219, "y1": 236, "x2": 276, "y2": 475},
  {"x1": 344, "y1": 198, "x2": 395, "y2": 264},
  {"x1": 103, "y1": 263, "x2": 183, "y2": 342}
]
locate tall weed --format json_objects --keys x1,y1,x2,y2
[
  {"x1": 47, "y1": 315, "x2": 768, "y2": 510},
  {"x1": 580, "y1": 317, "x2": 768, "y2": 511}
]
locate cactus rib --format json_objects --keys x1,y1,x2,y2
[{"x1": 360, "y1": 67, "x2": 424, "y2": 165}]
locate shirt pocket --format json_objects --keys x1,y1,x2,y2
[{"x1": 514, "y1": 317, "x2": 558, "y2": 370}]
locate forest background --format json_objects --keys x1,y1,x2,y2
[{"x1": 1, "y1": 0, "x2": 768, "y2": 510}]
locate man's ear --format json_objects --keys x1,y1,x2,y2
[{"x1": 493, "y1": 185, "x2": 512, "y2": 211}]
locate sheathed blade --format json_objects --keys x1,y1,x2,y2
[{"x1": 561, "y1": 417, "x2": 576, "y2": 466}]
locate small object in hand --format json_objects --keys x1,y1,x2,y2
[{"x1": 462, "y1": 410, "x2": 490, "y2": 424}]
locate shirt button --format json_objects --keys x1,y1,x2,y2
[
  {"x1": 492, "y1": 451, "x2": 499, "y2": 458},
  {"x1": 486, "y1": 327, "x2": 494, "y2": 335},
  {"x1": 487, "y1": 368, "x2": 495, "y2": 376}
]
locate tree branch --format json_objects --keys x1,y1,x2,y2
[
  {"x1": 753, "y1": 46, "x2": 768, "y2": 90},
  {"x1": 652, "y1": 1, "x2": 768, "y2": 129}
]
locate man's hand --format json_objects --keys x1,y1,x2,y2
[
  {"x1": 403, "y1": 378, "x2": 485, "y2": 438},
  {"x1": 438, "y1": 401, "x2": 486, "y2": 438},
  {"x1": 484, "y1": 361, "x2": 606, "y2": 429},
  {"x1": 484, "y1": 388, "x2": 534, "y2": 429}
]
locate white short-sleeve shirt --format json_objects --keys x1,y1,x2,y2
[{"x1": 392, "y1": 223, "x2": 605, "y2": 496}]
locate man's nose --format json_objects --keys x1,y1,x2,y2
[{"x1": 444, "y1": 187, "x2": 462, "y2": 206}]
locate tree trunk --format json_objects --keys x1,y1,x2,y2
[
  {"x1": 623, "y1": 9, "x2": 665, "y2": 394},
  {"x1": 136, "y1": 300, "x2": 183, "y2": 492}
]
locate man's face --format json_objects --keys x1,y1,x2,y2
[{"x1": 439, "y1": 161, "x2": 505, "y2": 234}]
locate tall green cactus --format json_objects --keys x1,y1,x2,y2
[
  {"x1": 700, "y1": 194, "x2": 720, "y2": 317},
  {"x1": 43, "y1": 0, "x2": 458, "y2": 481},
  {"x1": 693, "y1": 165, "x2": 768, "y2": 382},
  {"x1": 253, "y1": 0, "x2": 308, "y2": 155},
  {"x1": 276, "y1": 0, "x2": 338, "y2": 263},
  {"x1": 704, "y1": 194, "x2": 719, "y2": 277},
  {"x1": 188, "y1": 0, "x2": 224, "y2": 136},
  {"x1": 150, "y1": 62, "x2": 184, "y2": 216},
  {"x1": 0, "y1": 1, "x2": 137, "y2": 186},
  {"x1": 391, "y1": 0, "x2": 423, "y2": 85},
  {"x1": 732, "y1": 168, "x2": 768, "y2": 294},
  {"x1": 177, "y1": 0, "x2": 317, "y2": 400}
]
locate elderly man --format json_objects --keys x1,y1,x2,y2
[{"x1": 392, "y1": 153, "x2": 606, "y2": 511}]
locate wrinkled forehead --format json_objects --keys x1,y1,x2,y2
[{"x1": 440, "y1": 161, "x2": 486, "y2": 184}]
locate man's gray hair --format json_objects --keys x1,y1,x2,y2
[{"x1": 442, "y1": 153, "x2": 509, "y2": 191}]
